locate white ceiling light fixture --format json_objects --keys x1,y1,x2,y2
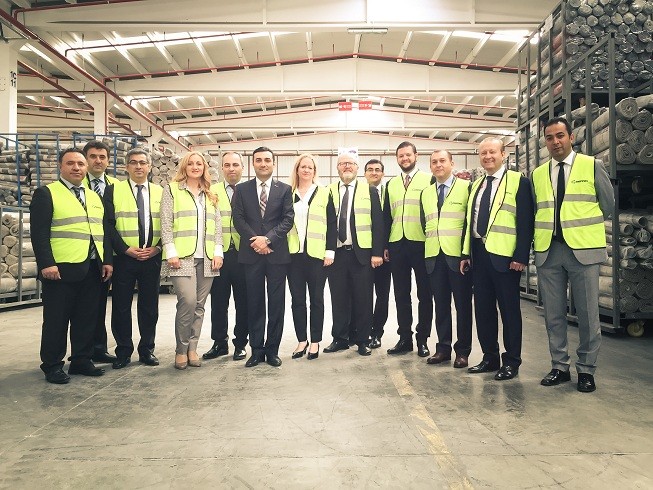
[{"x1": 347, "y1": 28, "x2": 388, "y2": 34}]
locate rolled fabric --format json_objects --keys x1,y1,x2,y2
[
  {"x1": 1, "y1": 214, "x2": 17, "y2": 226},
  {"x1": 634, "y1": 228, "x2": 651, "y2": 243},
  {"x1": 599, "y1": 264, "x2": 613, "y2": 276},
  {"x1": 616, "y1": 119, "x2": 634, "y2": 143},
  {"x1": 623, "y1": 268, "x2": 645, "y2": 282},
  {"x1": 591, "y1": 109, "x2": 611, "y2": 133},
  {"x1": 0, "y1": 244, "x2": 7, "y2": 258},
  {"x1": 0, "y1": 263, "x2": 7, "y2": 274},
  {"x1": 637, "y1": 145, "x2": 653, "y2": 164},
  {"x1": 619, "y1": 236, "x2": 637, "y2": 246},
  {"x1": 635, "y1": 245, "x2": 653, "y2": 258},
  {"x1": 646, "y1": 127, "x2": 653, "y2": 144},
  {"x1": 617, "y1": 143, "x2": 637, "y2": 164},
  {"x1": 631, "y1": 109, "x2": 653, "y2": 130},
  {"x1": 2, "y1": 235, "x2": 17, "y2": 248},
  {"x1": 635, "y1": 280, "x2": 653, "y2": 299},
  {"x1": 639, "y1": 300, "x2": 653, "y2": 312},
  {"x1": 8, "y1": 261, "x2": 38, "y2": 278},
  {"x1": 627, "y1": 130, "x2": 647, "y2": 152},
  {"x1": 636, "y1": 94, "x2": 653, "y2": 109},
  {"x1": 638, "y1": 258, "x2": 653, "y2": 269},
  {"x1": 0, "y1": 273, "x2": 17, "y2": 293},
  {"x1": 620, "y1": 212, "x2": 648, "y2": 228},
  {"x1": 615, "y1": 97, "x2": 639, "y2": 120}
]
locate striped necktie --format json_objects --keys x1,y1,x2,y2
[
  {"x1": 72, "y1": 186, "x2": 86, "y2": 209},
  {"x1": 259, "y1": 182, "x2": 267, "y2": 216},
  {"x1": 92, "y1": 178, "x2": 102, "y2": 196}
]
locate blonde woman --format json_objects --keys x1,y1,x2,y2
[
  {"x1": 287, "y1": 154, "x2": 337, "y2": 360},
  {"x1": 161, "y1": 151, "x2": 223, "y2": 369}
]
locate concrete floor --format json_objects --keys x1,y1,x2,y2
[{"x1": 0, "y1": 290, "x2": 652, "y2": 489}]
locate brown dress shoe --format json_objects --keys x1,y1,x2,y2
[
  {"x1": 426, "y1": 352, "x2": 451, "y2": 365},
  {"x1": 453, "y1": 355, "x2": 469, "y2": 368}
]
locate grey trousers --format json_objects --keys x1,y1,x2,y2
[
  {"x1": 170, "y1": 259, "x2": 214, "y2": 355},
  {"x1": 537, "y1": 241, "x2": 601, "y2": 375}
]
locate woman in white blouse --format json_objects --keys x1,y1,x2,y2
[
  {"x1": 160, "y1": 151, "x2": 223, "y2": 369},
  {"x1": 287, "y1": 154, "x2": 337, "y2": 360}
]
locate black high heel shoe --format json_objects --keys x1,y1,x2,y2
[
  {"x1": 307, "y1": 343, "x2": 319, "y2": 360},
  {"x1": 292, "y1": 341, "x2": 309, "y2": 359}
]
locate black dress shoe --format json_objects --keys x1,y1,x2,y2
[
  {"x1": 577, "y1": 373, "x2": 596, "y2": 393},
  {"x1": 92, "y1": 351, "x2": 117, "y2": 363},
  {"x1": 468, "y1": 360, "x2": 500, "y2": 373},
  {"x1": 45, "y1": 368, "x2": 70, "y2": 384},
  {"x1": 138, "y1": 353, "x2": 159, "y2": 366},
  {"x1": 541, "y1": 368, "x2": 571, "y2": 386},
  {"x1": 112, "y1": 357, "x2": 131, "y2": 369},
  {"x1": 417, "y1": 343, "x2": 430, "y2": 357},
  {"x1": 68, "y1": 362, "x2": 105, "y2": 376},
  {"x1": 245, "y1": 355, "x2": 262, "y2": 367},
  {"x1": 494, "y1": 365, "x2": 519, "y2": 380},
  {"x1": 203, "y1": 343, "x2": 228, "y2": 360},
  {"x1": 387, "y1": 339, "x2": 413, "y2": 355},
  {"x1": 369, "y1": 337, "x2": 382, "y2": 349},
  {"x1": 323, "y1": 341, "x2": 349, "y2": 353},
  {"x1": 233, "y1": 348, "x2": 247, "y2": 361},
  {"x1": 266, "y1": 355, "x2": 282, "y2": 367},
  {"x1": 426, "y1": 352, "x2": 451, "y2": 365},
  {"x1": 307, "y1": 344, "x2": 319, "y2": 360},
  {"x1": 357, "y1": 344, "x2": 372, "y2": 356},
  {"x1": 292, "y1": 342, "x2": 309, "y2": 359},
  {"x1": 453, "y1": 355, "x2": 468, "y2": 368}
]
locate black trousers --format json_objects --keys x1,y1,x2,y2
[
  {"x1": 40, "y1": 263, "x2": 101, "y2": 373},
  {"x1": 244, "y1": 259, "x2": 288, "y2": 358},
  {"x1": 110, "y1": 253, "x2": 162, "y2": 359},
  {"x1": 288, "y1": 252, "x2": 327, "y2": 343},
  {"x1": 428, "y1": 254, "x2": 473, "y2": 356},
  {"x1": 328, "y1": 248, "x2": 373, "y2": 345},
  {"x1": 371, "y1": 260, "x2": 392, "y2": 339},
  {"x1": 471, "y1": 239, "x2": 522, "y2": 367},
  {"x1": 210, "y1": 248, "x2": 248, "y2": 349},
  {"x1": 389, "y1": 239, "x2": 433, "y2": 341},
  {"x1": 93, "y1": 279, "x2": 111, "y2": 354}
]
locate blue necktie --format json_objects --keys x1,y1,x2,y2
[{"x1": 476, "y1": 176, "x2": 494, "y2": 237}]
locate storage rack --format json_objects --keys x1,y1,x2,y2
[{"x1": 515, "y1": 0, "x2": 653, "y2": 335}]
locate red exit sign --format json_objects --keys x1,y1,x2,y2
[
  {"x1": 358, "y1": 100, "x2": 372, "y2": 110},
  {"x1": 339, "y1": 101, "x2": 353, "y2": 111}
]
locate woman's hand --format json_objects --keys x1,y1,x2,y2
[
  {"x1": 167, "y1": 257, "x2": 181, "y2": 269},
  {"x1": 212, "y1": 256, "x2": 224, "y2": 271}
]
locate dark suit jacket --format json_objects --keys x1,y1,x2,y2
[
  {"x1": 103, "y1": 184, "x2": 160, "y2": 255},
  {"x1": 232, "y1": 178, "x2": 295, "y2": 264},
  {"x1": 30, "y1": 184, "x2": 112, "y2": 283},
  {"x1": 337, "y1": 181, "x2": 384, "y2": 266},
  {"x1": 467, "y1": 172, "x2": 534, "y2": 272}
]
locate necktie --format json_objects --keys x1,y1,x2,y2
[
  {"x1": 555, "y1": 161, "x2": 566, "y2": 240},
  {"x1": 338, "y1": 184, "x2": 349, "y2": 243},
  {"x1": 92, "y1": 178, "x2": 102, "y2": 196},
  {"x1": 259, "y1": 182, "x2": 267, "y2": 217},
  {"x1": 136, "y1": 184, "x2": 146, "y2": 248},
  {"x1": 404, "y1": 173, "x2": 411, "y2": 189},
  {"x1": 476, "y1": 176, "x2": 495, "y2": 237},
  {"x1": 437, "y1": 184, "x2": 446, "y2": 211},
  {"x1": 72, "y1": 186, "x2": 85, "y2": 209},
  {"x1": 227, "y1": 184, "x2": 235, "y2": 202}
]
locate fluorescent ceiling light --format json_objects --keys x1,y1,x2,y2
[{"x1": 348, "y1": 28, "x2": 388, "y2": 34}]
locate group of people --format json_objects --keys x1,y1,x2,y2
[{"x1": 31, "y1": 116, "x2": 614, "y2": 393}]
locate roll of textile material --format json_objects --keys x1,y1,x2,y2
[
  {"x1": 635, "y1": 245, "x2": 653, "y2": 259},
  {"x1": 615, "y1": 97, "x2": 640, "y2": 120},
  {"x1": 0, "y1": 263, "x2": 7, "y2": 274},
  {"x1": 616, "y1": 118, "x2": 634, "y2": 143},
  {"x1": 635, "y1": 279, "x2": 653, "y2": 299},
  {"x1": 619, "y1": 236, "x2": 638, "y2": 246},
  {"x1": 639, "y1": 300, "x2": 653, "y2": 312},
  {"x1": 620, "y1": 212, "x2": 649, "y2": 228},
  {"x1": 623, "y1": 267, "x2": 645, "y2": 283},
  {"x1": 627, "y1": 129, "x2": 648, "y2": 152},
  {"x1": 2, "y1": 235, "x2": 18, "y2": 248},
  {"x1": 4, "y1": 253, "x2": 18, "y2": 266},
  {"x1": 1, "y1": 213, "x2": 18, "y2": 227},
  {"x1": 605, "y1": 220, "x2": 633, "y2": 236},
  {"x1": 637, "y1": 145, "x2": 653, "y2": 164},
  {"x1": 599, "y1": 264, "x2": 614, "y2": 276},
  {"x1": 572, "y1": 125, "x2": 587, "y2": 145},
  {"x1": 646, "y1": 127, "x2": 653, "y2": 144},
  {"x1": 636, "y1": 94, "x2": 653, "y2": 109},
  {"x1": 0, "y1": 244, "x2": 8, "y2": 258},
  {"x1": 617, "y1": 143, "x2": 637, "y2": 164},
  {"x1": 599, "y1": 294, "x2": 640, "y2": 313},
  {"x1": 639, "y1": 258, "x2": 653, "y2": 269},
  {"x1": 634, "y1": 228, "x2": 652, "y2": 243},
  {"x1": 8, "y1": 261, "x2": 37, "y2": 278},
  {"x1": 631, "y1": 109, "x2": 653, "y2": 130},
  {"x1": 0, "y1": 273, "x2": 17, "y2": 293},
  {"x1": 607, "y1": 244, "x2": 637, "y2": 259},
  {"x1": 591, "y1": 109, "x2": 611, "y2": 133}
]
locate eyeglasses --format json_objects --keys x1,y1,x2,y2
[
  {"x1": 338, "y1": 162, "x2": 358, "y2": 168},
  {"x1": 128, "y1": 160, "x2": 149, "y2": 166}
]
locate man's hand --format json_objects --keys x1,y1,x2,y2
[
  {"x1": 102, "y1": 265, "x2": 113, "y2": 282},
  {"x1": 141, "y1": 246, "x2": 160, "y2": 260},
  {"x1": 41, "y1": 266, "x2": 61, "y2": 281},
  {"x1": 250, "y1": 236, "x2": 269, "y2": 253},
  {"x1": 323, "y1": 257, "x2": 334, "y2": 267},
  {"x1": 371, "y1": 256, "x2": 383, "y2": 268},
  {"x1": 509, "y1": 261, "x2": 526, "y2": 272},
  {"x1": 460, "y1": 259, "x2": 471, "y2": 275},
  {"x1": 383, "y1": 249, "x2": 390, "y2": 262},
  {"x1": 125, "y1": 247, "x2": 142, "y2": 259}
]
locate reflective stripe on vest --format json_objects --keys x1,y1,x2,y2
[
  {"x1": 387, "y1": 170, "x2": 432, "y2": 242},
  {"x1": 330, "y1": 181, "x2": 372, "y2": 249},
  {"x1": 462, "y1": 170, "x2": 520, "y2": 258},
  {"x1": 211, "y1": 182, "x2": 240, "y2": 251},
  {"x1": 47, "y1": 181, "x2": 105, "y2": 263},
  {"x1": 113, "y1": 180, "x2": 162, "y2": 248},
  {"x1": 532, "y1": 154, "x2": 606, "y2": 251},
  {"x1": 422, "y1": 178, "x2": 469, "y2": 258},
  {"x1": 168, "y1": 182, "x2": 216, "y2": 259},
  {"x1": 287, "y1": 186, "x2": 329, "y2": 259}
]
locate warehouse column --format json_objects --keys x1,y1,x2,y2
[
  {"x1": 0, "y1": 41, "x2": 22, "y2": 134},
  {"x1": 86, "y1": 92, "x2": 109, "y2": 135}
]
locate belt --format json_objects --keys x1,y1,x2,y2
[{"x1": 339, "y1": 245, "x2": 354, "y2": 250}]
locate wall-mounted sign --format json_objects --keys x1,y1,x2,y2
[
  {"x1": 358, "y1": 100, "x2": 372, "y2": 110},
  {"x1": 339, "y1": 101, "x2": 353, "y2": 111}
]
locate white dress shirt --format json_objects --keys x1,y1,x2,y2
[
  {"x1": 337, "y1": 180, "x2": 357, "y2": 247},
  {"x1": 61, "y1": 177, "x2": 86, "y2": 205},
  {"x1": 256, "y1": 177, "x2": 273, "y2": 203},
  {"x1": 472, "y1": 165, "x2": 506, "y2": 238},
  {"x1": 88, "y1": 173, "x2": 108, "y2": 196},
  {"x1": 130, "y1": 179, "x2": 151, "y2": 247},
  {"x1": 293, "y1": 184, "x2": 316, "y2": 254}
]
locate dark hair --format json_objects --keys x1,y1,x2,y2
[
  {"x1": 431, "y1": 149, "x2": 453, "y2": 161},
  {"x1": 82, "y1": 140, "x2": 110, "y2": 157},
  {"x1": 396, "y1": 141, "x2": 417, "y2": 156},
  {"x1": 59, "y1": 147, "x2": 86, "y2": 164},
  {"x1": 252, "y1": 146, "x2": 274, "y2": 160},
  {"x1": 126, "y1": 148, "x2": 150, "y2": 163},
  {"x1": 365, "y1": 159, "x2": 384, "y2": 172},
  {"x1": 544, "y1": 117, "x2": 572, "y2": 135}
]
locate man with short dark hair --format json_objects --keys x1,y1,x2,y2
[
  {"x1": 82, "y1": 140, "x2": 119, "y2": 364},
  {"x1": 232, "y1": 147, "x2": 294, "y2": 368},
  {"x1": 30, "y1": 148, "x2": 113, "y2": 383},
  {"x1": 204, "y1": 152, "x2": 249, "y2": 362},
  {"x1": 532, "y1": 117, "x2": 614, "y2": 393},
  {"x1": 364, "y1": 158, "x2": 391, "y2": 349}
]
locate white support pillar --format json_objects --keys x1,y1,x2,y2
[
  {"x1": 0, "y1": 41, "x2": 24, "y2": 134},
  {"x1": 86, "y1": 92, "x2": 108, "y2": 135}
]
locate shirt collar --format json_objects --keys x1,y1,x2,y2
[
  {"x1": 256, "y1": 177, "x2": 272, "y2": 187},
  {"x1": 436, "y1": 174, "x2": 455, "y2": 188},
  {"x1": 339, "y1": 179, "x2": 357, "y2": 188},
  {"x1": 89, "y1": 173, "x2": 105, "y2": 183},
  {"x1": 554, "y1": 151, "x2": 575, "y2": 166},
  {"x1": 486, "y1": 165, "x2": 506, "y2": 181},
  {"x1": 401, "y1": 167, "x2": 419, "y2": 179},
  {"x1": 61, "y1": 178, "x2": 79, "y2": 189},
  {"x1": 129, "y1": 178, "x2": 148, "y2": 189}
]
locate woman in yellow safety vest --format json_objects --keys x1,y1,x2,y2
[
  {"x1": 287, "y1": 154, "x2": 337, "y2": 360},
  {"x1": 160, "y1": 151, "x2": 223, "y2": 370}
]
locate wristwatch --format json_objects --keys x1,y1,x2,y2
[{"x1": 265, "y1": 237, "x2": 271, "y2": 245}]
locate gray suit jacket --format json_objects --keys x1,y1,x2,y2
[{"x1": 531, "y1": 155, "x2": 614, "y2": 266}]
